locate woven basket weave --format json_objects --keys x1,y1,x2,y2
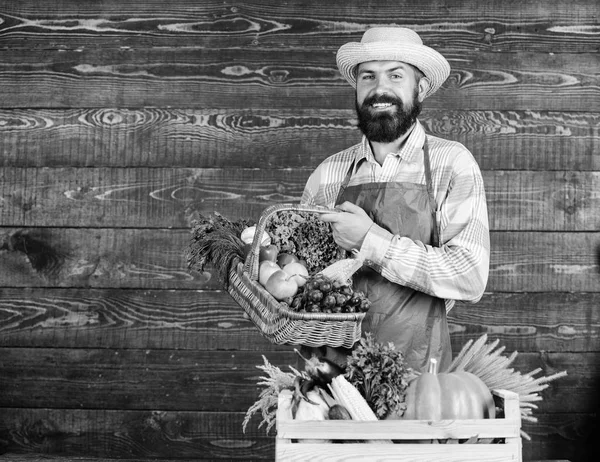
[{"x1": 227, "y1": 203, "x2": 365, "y2": 348}]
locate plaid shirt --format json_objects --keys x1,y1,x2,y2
[{"x1": 301, "y1": 121, "x2": 490, "y2": 311}]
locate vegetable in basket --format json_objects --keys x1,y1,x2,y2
[
  {"x1": 266, "y1": 210, "x2": 345, "y2": 274},
  {"x1": 186, "y1": 212, "x2": 254, "y2": 286}
]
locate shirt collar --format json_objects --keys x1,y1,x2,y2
[{"x1": 356, "y1": 120, "x2": 426, "y2": 165}]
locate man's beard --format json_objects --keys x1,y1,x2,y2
[{"x1": 355, "y1": 90, "x2": 422, "y2": 143}]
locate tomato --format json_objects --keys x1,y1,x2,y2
[
  {"x1": 259, "y1": 244, "x2": 279, "y2": 262},
  {"x1": 277, "y1": 252, "x2": 299, "y2": 267}
]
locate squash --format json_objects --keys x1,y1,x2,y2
[{"x1": 403, "y1": 358, "x2": 496, "y2": 420}]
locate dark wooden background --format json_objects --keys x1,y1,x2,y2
[{"x1": 0, "y1": 1, "x2": 598, "y2": 461}]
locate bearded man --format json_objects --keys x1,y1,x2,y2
[{"x1": 301, "y1": 27, "x2": 490, "y2": 373}]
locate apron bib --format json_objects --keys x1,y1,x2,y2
[{"x1": 306, "y1": 139, "x2": 452, "y2": 373}]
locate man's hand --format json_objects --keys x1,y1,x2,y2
[{"x1": 319, "y1": 201, "x2": 373, "y2": 251}]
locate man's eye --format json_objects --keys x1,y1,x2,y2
[{"x1": 391, "y1": 74, "x2": 402, "y2": 79}]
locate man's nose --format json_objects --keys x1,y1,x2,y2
[{"x1": 373, "y1": 76, "x2": 392, "y2": 94}]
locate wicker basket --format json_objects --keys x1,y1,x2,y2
[{"x1": 227, "y1": 203, "x2": 366, "y2": 348}]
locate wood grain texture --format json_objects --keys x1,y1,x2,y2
[
  {"x1": 1, "y1": 228, "x2": 599, "y2": 292},
  {"x1": 0, "y1": 289, "x2": 597, "y2": 353},
  {"x1": 1, "y1": 0, "x2": 598, "y2": 53},
  {"x1": 2, "y1": 168, "x2": 600, "y2": 231},
  {"x1": 0, "y1": 288, "x2": 279, "y2": 352},
  {"x1": 0, "y1": 348, "x2": 299, "y2": 412},
  {"x1": 0, "y1": 408, "x2": 592, "y2": 461},
  {"x1": 0, "y1": 408, "x2": 273, "y2": 460},
  {"x1": 522, "y1": 412, "x2": 599, "y2": 462},
  {"x1": 1, "y1": 108, "x2": 598, "y2": 171},
  {"x1": 0, "y1": 348, "x2": 592, "y2": 413},
  {"x1": 0, "y1": 47, "x2": 597, "y2": 110}
]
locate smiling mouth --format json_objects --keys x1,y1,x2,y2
[{"x1": 371, "y1": 102, "x2": 394, "y2": 109}]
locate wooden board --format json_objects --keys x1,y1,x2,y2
[
  {"x1": 1, "y1": 0, "x2": 598, "y2": 53},
  {"x1": 1, "y1": 109, "x2": 598, "y2": 171},
  {"x1": 0, "y1": 289, "x2": 597, "y2": 353},
  {"x1": 0, "y1": 348, "x2": 593, "y2": 414},
  {"x1": 1, "y1": 228, "x2": 599, "y2": 292},
  {"x1": 0, "y1": 408, "x2": 273, "y2": 460},
  {"x1": 0, "y1": 408, "x2": 589, "y2": 461},
  {"x1": 0, "y1": 48, "x2": 597, "y2": 110},
  {"x1": 1, "y1": 168, "x2": 600, "y2": 231}
]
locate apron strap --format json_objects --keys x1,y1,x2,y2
[
  {"x1": 422, "y1": 138, "x2": 440, "y2": 247},
  {"x1": 335, "y1": 158, "x2": 356, "y2": 205}
]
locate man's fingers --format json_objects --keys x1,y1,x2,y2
[
  {"x1": 335, "y1": 201, "x2": 366, "y2": 216},
  {"x1": 319, "y1": 212, "x2": 341, "y2": 223}
]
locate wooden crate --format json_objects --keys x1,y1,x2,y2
[{"x1": 276, "y1": 389, "x2": 522, "y2": 461}]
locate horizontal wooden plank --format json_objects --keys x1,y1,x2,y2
[
  {"x1": 0, "y1": 109, "x2": 598, "y2": 171},
  {"x1": 0, "y1": 167, "x2": 304, "y2": 228},
  {"x1": 276, "y1": 442, "x2": 520, "y2": 461},
  {"x1": 0, "y1": 48, "x2": 597, "y2": 110},
  {"x1": 1, "y1": 228, "x2": 598, "y2": 292},
  {"x1": 0, "y1": 348, "x2": 299, "y2": 411},
  {"x1": 0, "y1": 289, "x2": 597, "y2": 353},
  {"x1": 489, "y1": 232, "x2": 600, "y2": 293},
  {"x1": 0, "y1": 408, "x2": 273, "y2": 460},
  {"x1": 448, "y1": 293, "x2": 600, "y2": 352},
  {"x1": 276, "y1": 417, "x2": 520, "y2": 440},
  {"x1": 0, "y1": 408, "x2": 592, "y2": 461},
  {"x1": 0, "y1": 288, "x2": 280, "y2": 352},
  {"x1": 0, "y1": 348, "x2": 594, "y2": 413},
  {"x1": 2, "y1": 168, "x2": 600, "y2": 231},
  {"x1": 1, "y1": 0, "x2": 598, "y2": 53}
]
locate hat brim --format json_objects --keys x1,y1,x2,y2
[{"x1": 336, "y1": 42, "x2": 450, "y2": 98}]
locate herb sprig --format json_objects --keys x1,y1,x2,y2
[{"x1": 345, "y1": 333, "x2": 414, "y2": 419}]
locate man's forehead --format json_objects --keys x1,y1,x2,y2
[{"x1": 357, "y1": 61, "x2": 411, "y2": 72}]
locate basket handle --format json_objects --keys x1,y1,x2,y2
[{"x1": 244, "y1": 203, "x2": 339, "y2": 280}]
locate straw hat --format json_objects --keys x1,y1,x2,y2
[{"x1": 336, "y1": 27, "x2": 450, "y2": 98}]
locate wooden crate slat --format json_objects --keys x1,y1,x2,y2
[
  {"x1": 276, "y1": 442, "x2": 522, "y2": 461},
  {"x1": 276, "y1": 418, "x2": 521, "y2": 439}
]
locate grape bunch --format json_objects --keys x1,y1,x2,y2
[{"x1": 281, "y1": 274, "x2": 371, "y2": 314}]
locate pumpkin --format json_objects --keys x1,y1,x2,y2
[{"x1": 403, "y1": 358, "x2": 496, "y2": 421}]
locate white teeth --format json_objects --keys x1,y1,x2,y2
[{"x1": 372, "y1": 103, "x2": 392, "y2": 108}]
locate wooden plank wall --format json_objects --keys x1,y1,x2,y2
[{"x1": 0, "y1": 0, "x2": 598, "y2": 460}]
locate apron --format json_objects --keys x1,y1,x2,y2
[{"x1": 303, "y1": 138, "x2": 452, "y2": 373}]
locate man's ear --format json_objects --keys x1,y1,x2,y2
[{"x1": 417, "y1": 77, "x2": 431, "y2": 102}]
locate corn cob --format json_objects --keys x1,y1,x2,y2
[
  {"x1": 328, "y1": 375, "x2": 393, "y2": 444},
  {"x1": 318, "y1": 251, "x2": 364, "y2": 285}
]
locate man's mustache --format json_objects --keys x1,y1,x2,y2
[{"x1": 361, "y1": 94, "x2": 403, "y2": 107}]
